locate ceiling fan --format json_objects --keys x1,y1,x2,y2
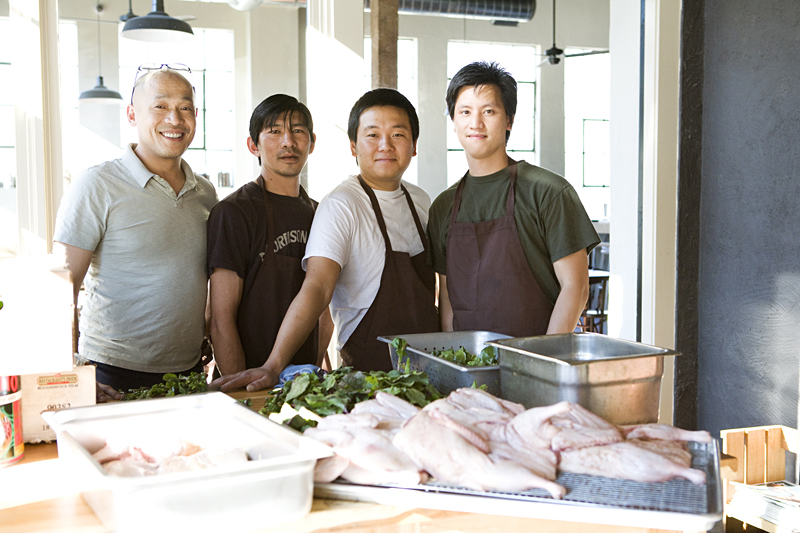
[{"x1": 541, "y1": 0, "x2": 609, "y2": 66}]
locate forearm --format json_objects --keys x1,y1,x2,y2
[
  {"x1": 317, "y1": 306, "x2": 334, "y2": 366},
  {"x1": 264, "y1": 282, "x2": 332, "y2": 375},
  {"x1": 547, "y1": 284, "x2": 589, "y2": 334},
  {"x1": 437, "y1": 274, "x2": 454, "y2": 331},
  {"x1": 209, "y1": 318, "x2": 247, "y2": 375}
]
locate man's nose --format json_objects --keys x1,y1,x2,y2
[
  {"x1": 281, "y1": 131, "x2": 296, "y2": 147},
  {"x1": 469, "y1": 113, "x2": 483, "y2": 128},
  {"x1": 164, "y1": 108, "x2": 183, "y2": 124}
]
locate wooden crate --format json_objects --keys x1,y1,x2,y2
[{"x1": 719, "y1": 425, "x2": 798, "y2": 532}]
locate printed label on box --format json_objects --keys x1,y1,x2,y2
[{"x1": 21, "y1": 366, "x2": 96, "y2": 443}]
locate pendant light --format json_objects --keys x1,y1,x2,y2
[
  {"x1": 79, "y1": 4, "x2": 123, "y2": 105},
  {"x1": 121, "y1": 0, "x2": 194, "y2": 43}
]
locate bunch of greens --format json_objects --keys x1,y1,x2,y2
[
  {"x1": 120, "y1": 372, "x2": 208, "y2": 401},
  {"x1": 391, "y1": 336, "x2": 498, "y2": 368},
  {"x1": 432, "y1": 346, "x2": 498, "y2": 367},
  {"x1": 259, "y1": 365, "x2": 441, "y2": 422}
]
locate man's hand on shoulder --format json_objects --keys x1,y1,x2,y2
[{"x1": 209, "y1": 367, "x2": 280, "y2": 393}]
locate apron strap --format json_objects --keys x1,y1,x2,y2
[
  {"x1": 400, "y1": 183, "x2": 429, "y2": 252},
  {"x1": 505, "y1": 159, "x2": 518, "y2": 216},
  {"x1": 357, "y1": 175, "x2": 394, "y2": 253}
]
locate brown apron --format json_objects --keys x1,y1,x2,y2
[
  {"x1": 236, "y1": 177, "x2": 318, "y2": 369},
  {"x1": 339, "y1": 177, "x2": 440, "y2": 371},
  {"x1": 446, "y1": 160, "x2": 554, "y2": 337}
]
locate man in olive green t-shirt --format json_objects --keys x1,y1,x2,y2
[{"x1": 427, "y1": 61, "x2": 599, "y2": 336}]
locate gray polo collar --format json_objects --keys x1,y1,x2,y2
[{"x1": 122, "y1": 143, "x2": 197, "y2": 191}]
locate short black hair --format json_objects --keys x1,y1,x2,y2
[
  {"x1": 446, "y1": 61, "x2": 517, "y2": 142},
  {"x1": 249, "y1": 94, "x2": 314, "y2": 157},
  {"x1": 347, "y1": 88, "x2": 419, "y2": 143}
]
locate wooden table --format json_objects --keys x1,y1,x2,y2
[{"x1": 0, "y1": 390, "x2": 709, "y2": 533}]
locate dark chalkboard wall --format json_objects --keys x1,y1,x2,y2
[{"x1": 678, "y1": 0, "x2": 800, "y2": 440}]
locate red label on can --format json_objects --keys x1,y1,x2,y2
[{"x1": 1, "y1": 375, "x2": 24, "y2": 467}]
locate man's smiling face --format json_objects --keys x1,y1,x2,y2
[
  {"x1": 127, "y1": 71, "x2": 196, "y2": 164},
  {"x1": 452, "y1": 84, "x2": 512, "y2": 163}
]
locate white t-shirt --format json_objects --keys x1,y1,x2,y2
[{"x1": 303, "y1": 175, "x2": 431, "y2": 350}]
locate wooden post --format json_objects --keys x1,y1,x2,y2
[{"x1": 370, "y1": 0, "x2": 398, "y2": 89}]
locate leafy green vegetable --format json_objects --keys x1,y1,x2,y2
[
  {"x1": 391, "y1": 337, "x2": 409, "y2": 368},
  {"x1": 259, "y1": 366, "x2": 441, "y2": 427},
  {"x1": 120, "y1": 372, "x2": 208, "y2": 401},
  {"x1": 431, "y1": 345, "x2": 498, "y2": 367}
]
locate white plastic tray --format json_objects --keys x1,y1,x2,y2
[{"x1": 44, "y1": 392, "x2": 332, "y2": 533}]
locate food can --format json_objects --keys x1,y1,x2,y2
[{"x1": 1, "y1": 375, "x2": 24, "y2": 467}]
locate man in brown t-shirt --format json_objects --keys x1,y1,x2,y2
[{"x1": 206, "y1": 95, "x2": 332, "y2": 379}]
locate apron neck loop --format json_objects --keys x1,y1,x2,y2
[
  {"x1": 357, "y1": 175, "x2": 394, "y2": 253},
  {"x1": 451, "y1": 158, "x2": 519, "y2": 224}
]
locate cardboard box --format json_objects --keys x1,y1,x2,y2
[{"x1": 21, "y1": 365, "x2": 96, "y2": 443}]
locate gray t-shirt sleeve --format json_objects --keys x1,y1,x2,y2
[{"x1": 54, "y1": 170, "x2": 110, "y2": 251}]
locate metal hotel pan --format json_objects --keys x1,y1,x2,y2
[
  {"x1": 488, "y1": 333, "x2": 680, "y2": 425},
  {"x1": 378, "y1": 331, "x2": 511, "y2": 396}
]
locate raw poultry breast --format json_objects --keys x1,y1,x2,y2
[{"x1": 304, "y1": 388, "x2": 712, "y2": 498}]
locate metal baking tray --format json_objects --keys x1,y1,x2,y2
[
  {"x1": 488, "y1": 333, "x2": 680, "y2": 425},
  {"x1": 378, "y1": 331, "x2": 511, "y2": 396},
  {"x1": 43, "y1": 392, "x2": 332, "y2": 533},
  {"x1": 315, "y1": 440, "x2": 722, "y2": 531}
]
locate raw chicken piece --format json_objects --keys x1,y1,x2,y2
[
  {"x1": 374, "y1": 391, "x2": 420, "y2": 419},
  {"x1": 446, "y1": 388, "x2": 525, "y2": 416},
  {"x1": 628, "y1": 438, "x2": 692, "y2": 467},
  {"x1": 315, "y1": 412, "x2": 379, "y2": 431},
  {"x1": 92, "y1": 437, "x2": 201, "y2": 465},
  {"x1": 156, "y1": 449, "x2": 248, "y2": 474},
  {"x1": 394, "y1": 411, "x2": 566, "y2": 498},
  {"x1": 549, "y1": 403, "x2": 623, "y2": 451},
  {"x1": 487, "y1": 439, "x2": 558, "y2": 481},
  {"x1": 305, "y1": 422, "x2": 425, "y2": 486},
  {"x1": 558, "y1": 441, "x2": 706, "y2": 485},
  {"x1": 506, "y1": 401, "x2": 572, "y2": 450},
  {"x1": 621, "y1": 423, "x2": 712, "y2": 443},
  {"x1": 340, "y1": 462, "x2": 426, "y2": 486},
  {"x1": 351, "y1": 400, "x2": 403, "y2": 420},
  {"x1": 103, "y1": 459, "x2": 157, "y2": 477},
  {"x1": 314, "y1": 455, "x2": 351, "y2": 483}
]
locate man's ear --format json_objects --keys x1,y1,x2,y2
[
  {"x1": 350, "y1": 140, "x2": 357, "y2": 158},
  {"x1": 246, "y1": 136, "x2": 259, "y2": 157},
  {"x1": 308, "y1": 133, "x2": 316, "y2": 155},
  {"x1": 126, "y1": 105, "x2": 136, "y2": 126},
  {"x1": 506, "y1": 114, "x2": 514, "y2": 132},
  {"x1": 412, "y1": 140, "x2": 418, "y2": 157}
]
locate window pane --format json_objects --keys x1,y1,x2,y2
[
  {"x1": 447, "y1": 151, "x2": 467, "y2": 187},
  {"x1": 205, "y1": 71, "x2": 233, "y2": 110},
  {"x1": 205, "y1": 110, "x2": 233, "y2": 150},
  {"x1": 0, "y1": 147, "x2": 16, "y2": 187},
  {"x1": 205, "y1": 150, "x2": 234, "y2": 187},
  {"x1": 190, "y1": 111, "x2": 206, "y2": 149},
  {"x1": 583, "y1": 119, "x2": 610, "y2": 187},
  {"x1": 204, "y1": 29, "x2": 234, "y2": 72},
  {"x1": 508, "y1": 82, "x2": 535, "y2": 152},
  {"x1": 0, "y1": 107, "x2": 14, "y2": 146},
  {"x1": 183, "y1": 150, "x2": 206, "y2": 177}
]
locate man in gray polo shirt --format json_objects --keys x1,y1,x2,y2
[{"x1": 54, "y1": 67, "x2": 217, "y2": 401}]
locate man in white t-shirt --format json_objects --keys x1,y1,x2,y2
[{"x1": 212, "y1": 88, "x2": 439, "y2": 392}]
